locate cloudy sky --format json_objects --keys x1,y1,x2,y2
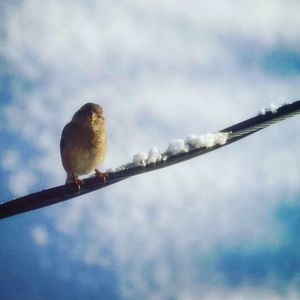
[{"x1": 1, "y1": 0, "x2": 300, "y2": 299}]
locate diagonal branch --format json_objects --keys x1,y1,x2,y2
[{"x1": 1, "y1": 100, "x2": 300, "y2": 219}]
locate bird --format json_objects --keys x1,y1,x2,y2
[{"x1": 60, "y1": 103, "x2": 107, "y2": 189}]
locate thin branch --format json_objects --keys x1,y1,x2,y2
[{"x1": 1, "y1": 100, "x2": 300, "y2": 219}]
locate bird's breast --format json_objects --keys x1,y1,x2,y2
[{"x1": 62, "y1": 124, "x2": 106, "y2": 175}]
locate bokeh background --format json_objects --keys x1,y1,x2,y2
[{"x1": 1, "y1": 1, "x2": 300, "y2": 299}]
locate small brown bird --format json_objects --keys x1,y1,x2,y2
[{"x1": 60, "y1": 103, "x2": 107, "y2": 187}]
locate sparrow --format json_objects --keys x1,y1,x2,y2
[{"x1": 60, "y1": 103, "x2": 107, "y2": 188}]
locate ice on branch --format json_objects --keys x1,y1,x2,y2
[
  {"x1": 166, "y1": 139, "x2": 188, "y2": 155},
  {"x1": 259, "y1": 103, "x2": 278, "y2": 115},
  {"x1": 133, "y1": 152, "x2": 148, "y2": 167},
  {"x1": 132, "y1": 147, "x2": 162, "y2": 167},
  {"x1": 108, "y1": 132, "x2": 230, "y2": 173},
  {"x1": 106, "y1": 165, "x2": 125, "y2": 173},
  {"x1": 147, "y1": 146, "x2": 162, "y2": 163},
  {"x1": 185, "y1": 132, "x2": 229, "y2": 149}
]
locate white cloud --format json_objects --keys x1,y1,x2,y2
[
  {"x1": 32, "y1": 225, "x2": 50, "y2": 246},
  {"x1": 1, "y1": 0, "x2": 300, "y2": 299},
  {"x1": 179, "y1": 286, "x2": 300, "y2": 300},
  {"x1": 8, "y1": 168, "x2": 37, "y2": 197},
  {"x1": 1, "y1": 150, "x2": 19, "y2": 170},
  {"x1": 2, "y1": 150, "x2": 39, "y2": 197}
]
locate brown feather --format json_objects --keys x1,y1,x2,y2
[{"x1": 60, "y1": 103, "x2": 106, "y2": 183}]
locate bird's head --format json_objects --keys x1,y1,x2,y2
[{"x1": 72, "y1": 103, "x2": 105, "y2": 128}]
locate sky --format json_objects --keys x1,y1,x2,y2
[{"x1": 1, "y1": 0, "x2": 300, "y2": 299}]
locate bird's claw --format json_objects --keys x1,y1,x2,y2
[
  {"x1": 71, "y1": 176, "x2": 84, "y2": 192},
  {"x1": 95, "y1": 169, "x2": 109, "y2": 183}
]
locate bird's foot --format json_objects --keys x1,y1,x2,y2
[
  {"x1": 70, "y1": 175, "x2": 84, "y2": 192},
  {"x1": 95, "y1": 169, "x2": 109, "y2": 183}
]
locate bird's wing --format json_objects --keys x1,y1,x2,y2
[{"x1": 60, "y1": 122, "x2": 72, "y2": 156}]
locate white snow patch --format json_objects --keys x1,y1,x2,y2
[
  {"x1": 115, "y1": 165, "x2": 127, "y2": 172},
  {"x1": 117, "y1": 133, "x2": 229, "y2": 172},
  {"x1": 166, "y1": 139, "x2": 188, "y2": 155},
  {"x1": 268, "y1": 103, "x2": 279, "y2": 113},
  {"x1": 214, "y1": 132, "x2": 230, "y2": 145},
  {"x1": 109, "y1": 148, "x2": 162, "y2": 172},
  {"x1": 259, "y1": 108, "x2": 266, "y2": 115},
  {"x1": 259, "y1": 102, "x2": 279, "y2": 115},
  {"x1": 147, "y1": 146, "x2": 162, "y2": 164},
  {"x1": 133, "y1": 152, "x2": 148, "y2": 167},
  {"x1": 186, "y1": 132, "x2": 229, "y2": 149},
  {"x1": 107, "y1": 164, "x2": 130, "y2": 173}
]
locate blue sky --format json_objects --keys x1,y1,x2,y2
[{"x1": 1, "y1": 1, "x2": 300, "y2": 299}]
